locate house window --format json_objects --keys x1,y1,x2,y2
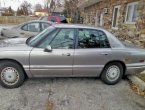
[
  {"x1": 112, "y1": 5, "x2": 121, "y2": 29},
  {"x1": 125, "y1": 2, "x2": 139, "y2": 24}
]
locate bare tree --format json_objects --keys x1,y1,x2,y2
[
  {"x1": 20, "y1": 1, "x2": 32, "y2": 15},
  {"x1": 63, "y1": 0, "x2": 79, "y2": 23},
  {"x1": 43, "y1": 0, "x2": 62, "y2": 14},
  {"x1": 34, "y1": 4, "x2": 43, "y2": 12}
]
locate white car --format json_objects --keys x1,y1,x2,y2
[{"x1": 1, "y1": 20, "x2": 53, "y2": 39}]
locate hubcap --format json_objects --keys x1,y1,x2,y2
[
  {"x1": 1, "y1": 67, "x2": 19, "y2": 85},
  {"x1": 106, "y1": 65, "x2": 120, "y2": 82}
]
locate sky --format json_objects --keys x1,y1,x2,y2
[{"x1": 0, "y1": 0, "x2": 44, "y2": 10}]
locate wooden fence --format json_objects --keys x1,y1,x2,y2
[{"x1": 0, "y1": 16, "x2": 38, "y2": 24}]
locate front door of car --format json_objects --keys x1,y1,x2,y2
[
  {"x1": 30, "y1": 28, "x2": 75, "y2": 77},
  {"x1": 73, "y1": 29, "x2": 112, "y2": 77}
]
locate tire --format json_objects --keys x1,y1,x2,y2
[
  {"x1": 0, "y1": 61, "x2": 25, "y2": 88},
  {"x1": 101, "y1": 62, "x2": 123, "y2": 85}
]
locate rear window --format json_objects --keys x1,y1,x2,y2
[
  {"x1": 60, "y1": 16, "x2": 66, "y2": 21},
  {"x1": 48, "y1": 16, "x2": 68, "y2": 23},
  {"x1": 50, "y1": 17, "x2": 57, "y2": 22},
  {"x1": 60, "y1": 16, "x2": 68, "y2": 23}
]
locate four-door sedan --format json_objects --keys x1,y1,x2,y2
[
  {"x1": 1, "y1": 20, "x2": 53, "y2": 39},
  {"x1": 0, "y1": 24, "x2": 145, "y2": 88}
]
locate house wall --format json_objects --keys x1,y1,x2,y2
[
  {"x1": 81, "y1": 0, "x2": 145, "y2": 47},
  {"x1": 35, "y1": 12, "x2": 48, "y2": 16}
]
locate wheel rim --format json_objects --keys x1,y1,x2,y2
[
  {"x1": 1, "y1": 67, "x2": 19, "y2": 86},
  {"x1": 106, "y1": 65, "x2": 120, "y2": 82}
]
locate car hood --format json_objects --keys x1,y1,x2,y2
[
  {"x1": 2, "y1": 38, "x2": 27, "y2": 44},
  {"x1": 2, "y1": 25, "x2": 16, "y2": 30},
  {"x1": 0, "y1": 38, "x2": 32, "y2": 51}
]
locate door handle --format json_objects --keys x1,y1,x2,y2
[
  {"x1": 62, "y1": 53, "x2": 71, "y2": 56},
  {"x1": 100, "y1": 53, "x2": 108, "y2": 55}
]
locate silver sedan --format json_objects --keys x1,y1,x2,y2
[
  {"x1": 0, "y1": 24, "x2": 145, "y2": 88},
  {"x1": 1, "y1": 20, "x2": 53, "y2": 39}
]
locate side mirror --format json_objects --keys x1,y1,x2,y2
[{"x1": 44, "y1": 45, "x2": 52, "y2": 52}]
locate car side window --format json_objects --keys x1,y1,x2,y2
[
  {"x1": 78, "y1": 29, "x2": 110, "y2": 48},
  {"x1": 51, "y1": 17, "x2": 57, "y2": 22},
  {"x1": 27, "y1": 23, "x2": 40, "y2": 32},
  {"x1": 22, "y1": 23, "x2": 40, "y2": 32},
  {"x1": 41, "y1": 23, "x2": 51, "y2": 31},
  {"x1": 50, "y1": 29, "x2": 75, "y2": 49}
]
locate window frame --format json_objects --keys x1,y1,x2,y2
[
  {"x1": 40, "y1": 22, "x2": 51, "y2": 31},
  {"x1": 112, "y1": 5, "x2": 121, "y2": 30},
  {"x1": 29, "y1": 26, "x2": 57, "y2": 47},
  {"x1": 21, "y1": 24, "x2": 28, "y2": 31},
  {"x1": 125, "y1": 2, "x2": 139, "y2": 24},
  {"x1": 21, "y1": 22, "x2": 41, "y2": 32},
  {"x1": 41, "y1": 16, "x2": 48, "y2": 21},
  {"x1": 75, "y1": 28, "x2": 111, "y2": 49}
]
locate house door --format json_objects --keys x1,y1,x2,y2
[
  {"x1": 95, "y1": 10, "x2": 100, "y2": 27},
  {"x1": 100, "y1": 12, "x2": 104, "y2": 26}
]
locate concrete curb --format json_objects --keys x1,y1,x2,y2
[{"x1": 128, "y1": 75, "x2": 145, "y2": 91}]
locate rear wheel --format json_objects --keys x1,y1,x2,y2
[
  {"x1": 0, "y1": 61, "x2": 25, "y2": 88},
  {"x1": 101, "y1": 62, "x2": 123, "y2": 85}
]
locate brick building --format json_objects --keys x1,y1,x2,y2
[{"x1": 78, "y1": 0, "x2": 145, "y2": 46}]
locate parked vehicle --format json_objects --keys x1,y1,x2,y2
[
  {"x1": 39, "y1": 15, "x2": 68, "y2": 24},
  {"x1": 1, "y1": 20, "x2": 53, "y2": 39},
  {"x1": 0, "y1": 24, "x2": 145, "y2": 88}
]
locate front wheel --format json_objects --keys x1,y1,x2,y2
[
  {"x1": 0, "y1": 61, "x2": 25, "y2": 88},
  {"x1": 101, "y1": 63, "x2": 123, "y2": 85}
]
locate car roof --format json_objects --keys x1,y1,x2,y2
[
  {"x1": 14, "y1": 20, "x2": 53, "y2": 29},
  {"x1": 53, "y1": 24, "x2": 101, "y2": 30},
  {"x1": 26, "y1": 20, "x2": 53, "y2": 24}
]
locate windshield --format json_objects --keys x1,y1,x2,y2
[{"x1": 27, "y1": 26, "x2": 55, "y2": 47}]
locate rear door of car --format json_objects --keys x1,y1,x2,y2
[{"x1": 73, "y1": 28, "x2": 112, "y2": 77}]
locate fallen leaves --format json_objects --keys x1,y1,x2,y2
[
  {"x1": 46, "y1": 100, "x2": 54, "y2": 110},
  {"x1": 130, "y1": 82, "x2": 145, "y2": 98}
]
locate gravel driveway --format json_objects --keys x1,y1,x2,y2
[{"x1": 0, "y1": 78, "x2": 145, "y2": 110}]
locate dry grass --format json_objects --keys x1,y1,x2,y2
[{"x1": 138, "y1": 74, "x2": 145, "y2": 82}]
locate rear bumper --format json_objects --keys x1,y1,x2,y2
[{"x1": 126, "y1": 64, "x2": 145, "y2": 75}]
